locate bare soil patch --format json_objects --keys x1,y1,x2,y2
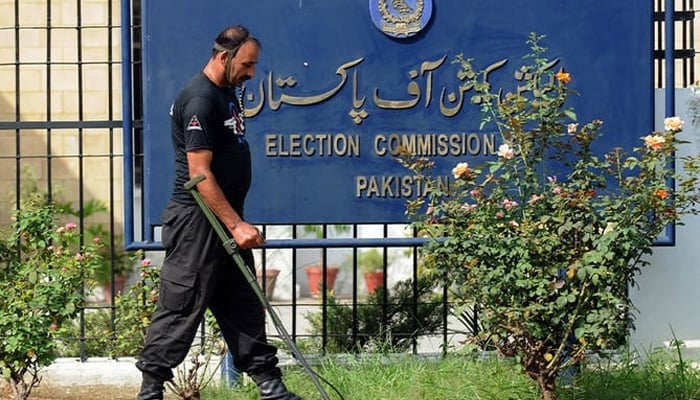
[{"x1": 1, "y1": 384, "x2": 181, "y2": 400}]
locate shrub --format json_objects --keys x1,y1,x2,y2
[
  {"x1": 55, "y1": 253, "x2": 161, "y2": 358},
  {"x1": 0, "y1": 201, "x2": 102, "y2": 400},
  {"x1": 400, "y1": 33, "x2": 700, "y2": 400},
  {"x1": 306, "y1": 278, "x2": 443, "y2": 353}
]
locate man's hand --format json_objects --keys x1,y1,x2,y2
[{"x1": 230, "y1": 221, "x2": 265, "y2": 249}]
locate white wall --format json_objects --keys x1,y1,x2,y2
[{"x1": 630, "y1": 89, "x2": 700, "y2": 357}]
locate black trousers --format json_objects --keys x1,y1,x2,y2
[{"x1": 136, "y1": 201, "x2": 279, "y2": 381}]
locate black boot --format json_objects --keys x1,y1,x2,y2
[
  {"x1": 256, "y1": 377, "x2": 304, "y2": 400},
  {"x1": 136, "y1": 372, "x2": 165, "y2": 400}
]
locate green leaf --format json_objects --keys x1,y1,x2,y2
[{"x1": 555, "y1": 296, "x2": 568, "y2": 307}]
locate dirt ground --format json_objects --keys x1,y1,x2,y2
[{"x1": 1, "y1": 384, "x2": 181, "y2": 400}]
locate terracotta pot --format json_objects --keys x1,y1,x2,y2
[
  {"x1": 256, "y1": 269, "x2": 280, "y2": 300},
  {"x1": 363, "y1": 271, "x2": 385, "y2": 295},
  {"x1": 101, "y1": 275, "x2": 128, "y2": 304},
  {"x1": 304, "y1": 265, "x2": 340, "y2": 298}
]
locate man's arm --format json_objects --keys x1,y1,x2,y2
[{"x1": 187, "y1": 149, "x2": 264, "y2": 249}]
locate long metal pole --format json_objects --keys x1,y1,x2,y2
[
  {"x1": 665, "y1": 0, "x2": 677, "y2": 244},
  {"x1": 665, "y1": 0, "x2": 675, "y2": 117},
  {"x1": 121, "y1": 0, "x2": 136, "y2": 248}
]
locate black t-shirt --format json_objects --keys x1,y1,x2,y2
[{"x1": 168, "y1": 72, "x2": 251, "y2": 216}]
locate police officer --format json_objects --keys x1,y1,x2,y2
[{"x1": 135, "y1": 25, "x2": 302, "y2": 400}]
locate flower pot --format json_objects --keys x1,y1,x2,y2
[
  {"x1": 304, "y1": 265, "x2": 340, "y2": 298},
  {"x1": 363, "y1": 271, "x2": 385, "y2": 295},
  {"x1": 101, "y1": 274, "x2": 128, "y2": 304},
  {"x1": 256, "y1": 268, "x2": 280, "y2": 300}
]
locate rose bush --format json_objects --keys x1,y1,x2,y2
[
  {"x1": 400, "y1": 34, "x2": 700, "y2": 400},
  {"x1": 109, "y1": 254, "x2": 160, "y2": 356},
  {"x1": 54, "y1": 252, "x2": 161, "y2": 359},
  {"x1": 0, "y1": 200, "x2": 103, "y2": 400}
]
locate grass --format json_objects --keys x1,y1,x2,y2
[
  {"x1": 7, "y1": 350, "x2": 700, "y2": 400},
  {"x1": 203, "y1": 352, "x2": 700, "y2": 400}
]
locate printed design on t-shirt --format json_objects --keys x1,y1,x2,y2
[
  {"x1": 186, "y1": 115, "x2": 203, "y2": 131},
  {"x1": 223, "y1": 102, "x2": 245, "y2": 137}
]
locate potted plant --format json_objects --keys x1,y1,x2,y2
[
  {"x1": 256, "y1": 267, "x2": 280, "y2": 300},
  {"x1": 356, "y1": 248, "x2": 387, "y2": 295},
  {"x1": 300, "y1": 225, "x2": 350, "y2": 298},
  {"x1": 89, "y1": 228, "x2": 135, "y2": 303},
  {"x1": 303, "y1": 263, "x2": 339, "y2": 299},
  {"x1": 253, "y1": 248, "x2": 282, "y2": 301}
]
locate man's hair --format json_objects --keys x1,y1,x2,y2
[{"x1": 211, "y1": 25, "x2": 261, "y2": 58}]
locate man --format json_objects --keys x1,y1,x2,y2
[{"x1": 135, "y1": 25, "x2": 303, "y2": 400}]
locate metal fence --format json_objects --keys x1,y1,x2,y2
[
  {"x1": 0, "y1": 0, "x2": 696, "y2": 359},
  {"x1": 654, "y1": 0, "x2": 697, "y2": 87}
]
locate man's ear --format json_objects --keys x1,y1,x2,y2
[{"x1": 218, "y1": 51, "x2": 228, "y2": 65}]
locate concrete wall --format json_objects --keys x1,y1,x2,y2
[
  {"x1": 0, "y1": 0, "x2": 123, "y2": 227},
  {"x1": 630, "y1": 89, "x2": 700, "y2": 357}
]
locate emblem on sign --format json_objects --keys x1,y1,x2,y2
[{"x1": 369, "y1": 0, "x2": 433, "y2": 39}]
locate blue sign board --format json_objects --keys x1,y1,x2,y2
[{"x1": 140, "y1": 1, "x2": 652, "y2": 241}]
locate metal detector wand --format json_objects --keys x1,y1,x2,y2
[{"x1": 184, "y1": 175, "x2": 332, "y2": 400}]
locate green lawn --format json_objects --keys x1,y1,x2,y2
[
  {"x1": 200, "y1": 351, "x2": 700, "y2": 400},
  {"x1": 18, "y1": 348, "x2": 700, "y2": 400}
]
